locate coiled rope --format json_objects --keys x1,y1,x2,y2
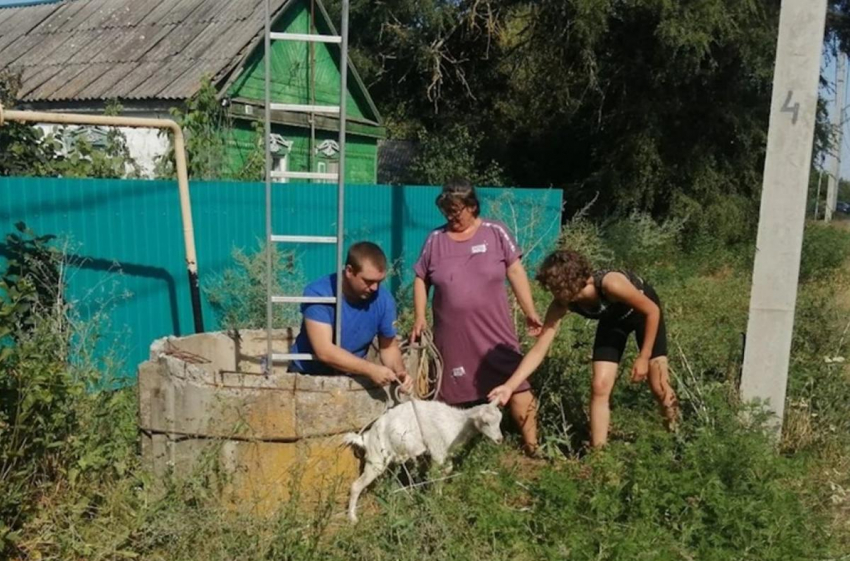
[
  {"x1": 357, "y1": 329, "x2": 443, "y2": 434},
  {"x1": 398, "y1": 328, "x2": 443, "y2": 401}
]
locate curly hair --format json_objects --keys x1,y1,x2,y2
[{"x1": 536, "y1": 250, "x2": 592, "y2": 301}]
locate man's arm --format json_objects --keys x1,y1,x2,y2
[
  {"x1": 303, "y1": 319, "x2": 398, "y2": 386},
  {"x1": 377, "y1": 335, "x2": 405, "y2": 373}
]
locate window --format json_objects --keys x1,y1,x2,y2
[
  {"x1": 60, "y1": 126, "x2": 109, "y2": 153},
  {"x1": 268, "y1": 134, "x2": 292, "y2": 182},
  {"x1": 316, "y1": 160, "x2": 339, "y2": 183},
  {"x1": 315, "y1": 139, "x2": 340, "y2": 183},
  {"x1": 272, "y1": 154, "x2": 288, "y2": 183}
]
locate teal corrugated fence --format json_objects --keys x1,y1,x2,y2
[{"x1": 0, "y1": 178, "x2": 562, "y2": 383}]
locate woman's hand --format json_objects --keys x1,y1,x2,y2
[
  {"x1": 631, "y1": 356, "x2": 649, "y2": 383},
  {"x1": 488, "y1": 384, "x2": 513, "y2": 407},
  {"x1": 526, "y1": 312, "x2": 544, "y2": 337},
  {"x1": 410, "y1": 316, "x2": 428, "y2": 342}
]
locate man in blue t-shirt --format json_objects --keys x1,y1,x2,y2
[{"x1": 290, "y1": 241, "x2": 411, "y2": 390}]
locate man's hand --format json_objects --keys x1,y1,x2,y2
[
  {"x1": 631, "y1": 356, "x2": 649, "y2": 383},
  {"x1": 396, "y1": 369, "x2": 414, "y2": 394},
  {"x1": 526, "y1": 312, "x2": 544, "y2": 337},
  {"x1": 488, "y1": 384, "x2": 513, "y2": 407},
  {"x1": 410, "y1": 316, "x2": 428, "y2": 342},
  {"x1": 368, "y1": 364, "x2": 399, "y2": 387}
]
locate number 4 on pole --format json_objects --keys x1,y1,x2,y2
[{"x1": 781, "y1": 90, "x2": 799, "y2": 124}]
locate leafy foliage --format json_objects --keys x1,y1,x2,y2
[
  {"x1": 0, "y1": 224, "x2": 134, "y2": 555},
  {"x1": 0, "y1": 222, "x2": 60, "y2": 341},
  {"x1": 410, "y1": 123, "x2": 506, "y2": 186},
  {"x1": 203, "y1": 242, "x2": 306, "y2": 331},
  {"x1": 156, "y1": 77, "x2": 265, "y2": 180},
  {"x1": 326, "y1": 0, "x2": 811, "y2": 243},
  {"x1": 0, "y1": 70, "x2": 65, "y2": 177},
  {"x1": 0, "y1": 71, "x2": 141, "y2": 179}
]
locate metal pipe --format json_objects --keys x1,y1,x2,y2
[
  {"x1": 264, "y1": 0, "x2": 274, "y2": 374},
  {"x1": 335, "y1": 0, "x2": 349, "y2": 345},
  {"x1": 309, "y1": 0, "x2": 317, "y2": 174},
  {"x1": 0, "y1": 102, "x2": 205, "y2": 333}
]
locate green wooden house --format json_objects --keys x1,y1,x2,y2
[{"x1": 0, "y1": 0, "x2": 384, "y2": 181}]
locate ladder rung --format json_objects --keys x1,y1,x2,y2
[
  {"x1": 271, "y1": 296, "x2": 336, "y2": 304},
  {"x1": 272, "y1": 353, "x2": 315, "y2": 362},
  {"x1": 270, "y1": 32, "x2": 342, "y2": 44},
  {"x1": 270, "y1": 103, "x2": 340, "y2": 114},
  {"x1": 270, "y1": 170, "x2": 339, "y2": 181},
  {"x1": 270, "y1": 235, "x2": 338, "y2": 244}
]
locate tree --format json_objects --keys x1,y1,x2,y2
[
  {"x1": 327, "y1": 0, "x2": 799, "y2": 242},
  {"x1": 0, "y1": 70, "x2": 64, "y2": 177},
  {"x1": 0, "y1": 71, "x2": 141, "y2": 179}
]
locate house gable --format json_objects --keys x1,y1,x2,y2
[{"x1": 224, "y1": 0, "x2": 382, "y2": 131}]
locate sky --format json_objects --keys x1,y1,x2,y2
[{"x1": 821, "y1": 41, "x2": 850, "y2": 179}]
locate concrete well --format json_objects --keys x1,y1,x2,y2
[{"x1": 138, "y1": 329, "x2": 392, "y2": 513}]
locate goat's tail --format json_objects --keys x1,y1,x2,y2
[{"x1": 342, "y1": 432, "x2": 365, "y2": 449}]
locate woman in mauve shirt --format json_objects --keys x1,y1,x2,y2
[{"x1": 412, "y1": 178, "x2": 543, "y2": 455}]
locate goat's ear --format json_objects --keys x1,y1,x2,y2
[{"x1": 487, "y1": 399, "x2": 500, "y2": 412}]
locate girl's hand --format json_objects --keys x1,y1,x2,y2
[
  {"x1": 631, "y1": 356, "x2": 649, "y2": 383},
  {"x1": 488, "y1": 385, "x2": 513, "y2": 407}
]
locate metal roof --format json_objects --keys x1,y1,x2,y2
[
  {"x1": 0, "y1": 0, "x2": 61, "y2": 8},
  {"x1": 0, "y1": 0, "x2": 294, "y2": 102}
]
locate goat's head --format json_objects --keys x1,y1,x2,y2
[{"x1": 471, "y1": 401, "x2": 503, "y2": 444}]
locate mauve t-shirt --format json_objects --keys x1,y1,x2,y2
[{"x1": 414, "y1": 219, "x2": 531, "y2": 404}]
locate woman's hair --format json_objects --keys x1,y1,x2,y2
[
  {"x1": 435, "y1": 177, "x2": 481, "y2": 217},
  {"x1": 536, "y1": 250, "x2": 592, "y2": 300}
]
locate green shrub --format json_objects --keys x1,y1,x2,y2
[
  {"x1": 204, "y1": 242, "x2": 306, "y2": 331},
  {"x1": 799, "y1": 221, "x2": 850, "y2": 282},
  {"x1": 0, "y1": 224, "x2": 136, "y2": 555},
  {"x1": 557, "y1": 216, "x2": 614, "y2": 269},
  {"x1": 605, "y1": 211, "x2": 686, "y2": 273}
]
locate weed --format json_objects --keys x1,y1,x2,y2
[{"x1": 5, "y1": 217, "x2": 850, "y2": 559}]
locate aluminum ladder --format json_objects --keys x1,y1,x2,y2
[{"x1": 263, "y1": 0, "x2": 350, "y2": 371}]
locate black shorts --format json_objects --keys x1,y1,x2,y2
[{"x1": 592, "y1": 284, "x2": 668, "y2": 363}]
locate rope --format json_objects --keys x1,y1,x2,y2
[
  {"x1": 398, "y1": 328, "x2": 443, "y2": 401},
  {"x1": 354, "y1": 329, "x2": 443, "y2": 436}
]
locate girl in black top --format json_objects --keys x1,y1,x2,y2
[{"x1": 489, "y1": 249, "x2": 678, "y2": 448}]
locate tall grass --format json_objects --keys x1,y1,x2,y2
[{"x1": 2, "y1": 216, "x2": 850, "y2": 559}]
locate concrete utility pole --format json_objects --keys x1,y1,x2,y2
[
  {"x1": 740, "y1": 0, "x2": 827, "y2": 434},
  {"x1": 825, "y1": 52, "x2": 847, "y2": 222}
]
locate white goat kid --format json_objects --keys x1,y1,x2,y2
[{"x1": 343, "y1": 399, "x2": 503, "y2": 523}]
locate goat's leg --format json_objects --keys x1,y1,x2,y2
[
  {"x1": 348, "y1": 461, "x2": 385, "y2": 523},
  {"x1": 430, "y1": 450, "x2": 447, "y2": 466}
]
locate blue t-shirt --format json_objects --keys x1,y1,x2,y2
[{"x1": 290, "y1": 273, "x2": 397, "y2": 374}]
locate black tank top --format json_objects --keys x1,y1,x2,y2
[{"x1": 567, "y1": 269, "x2": 646, "y2": 322}]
